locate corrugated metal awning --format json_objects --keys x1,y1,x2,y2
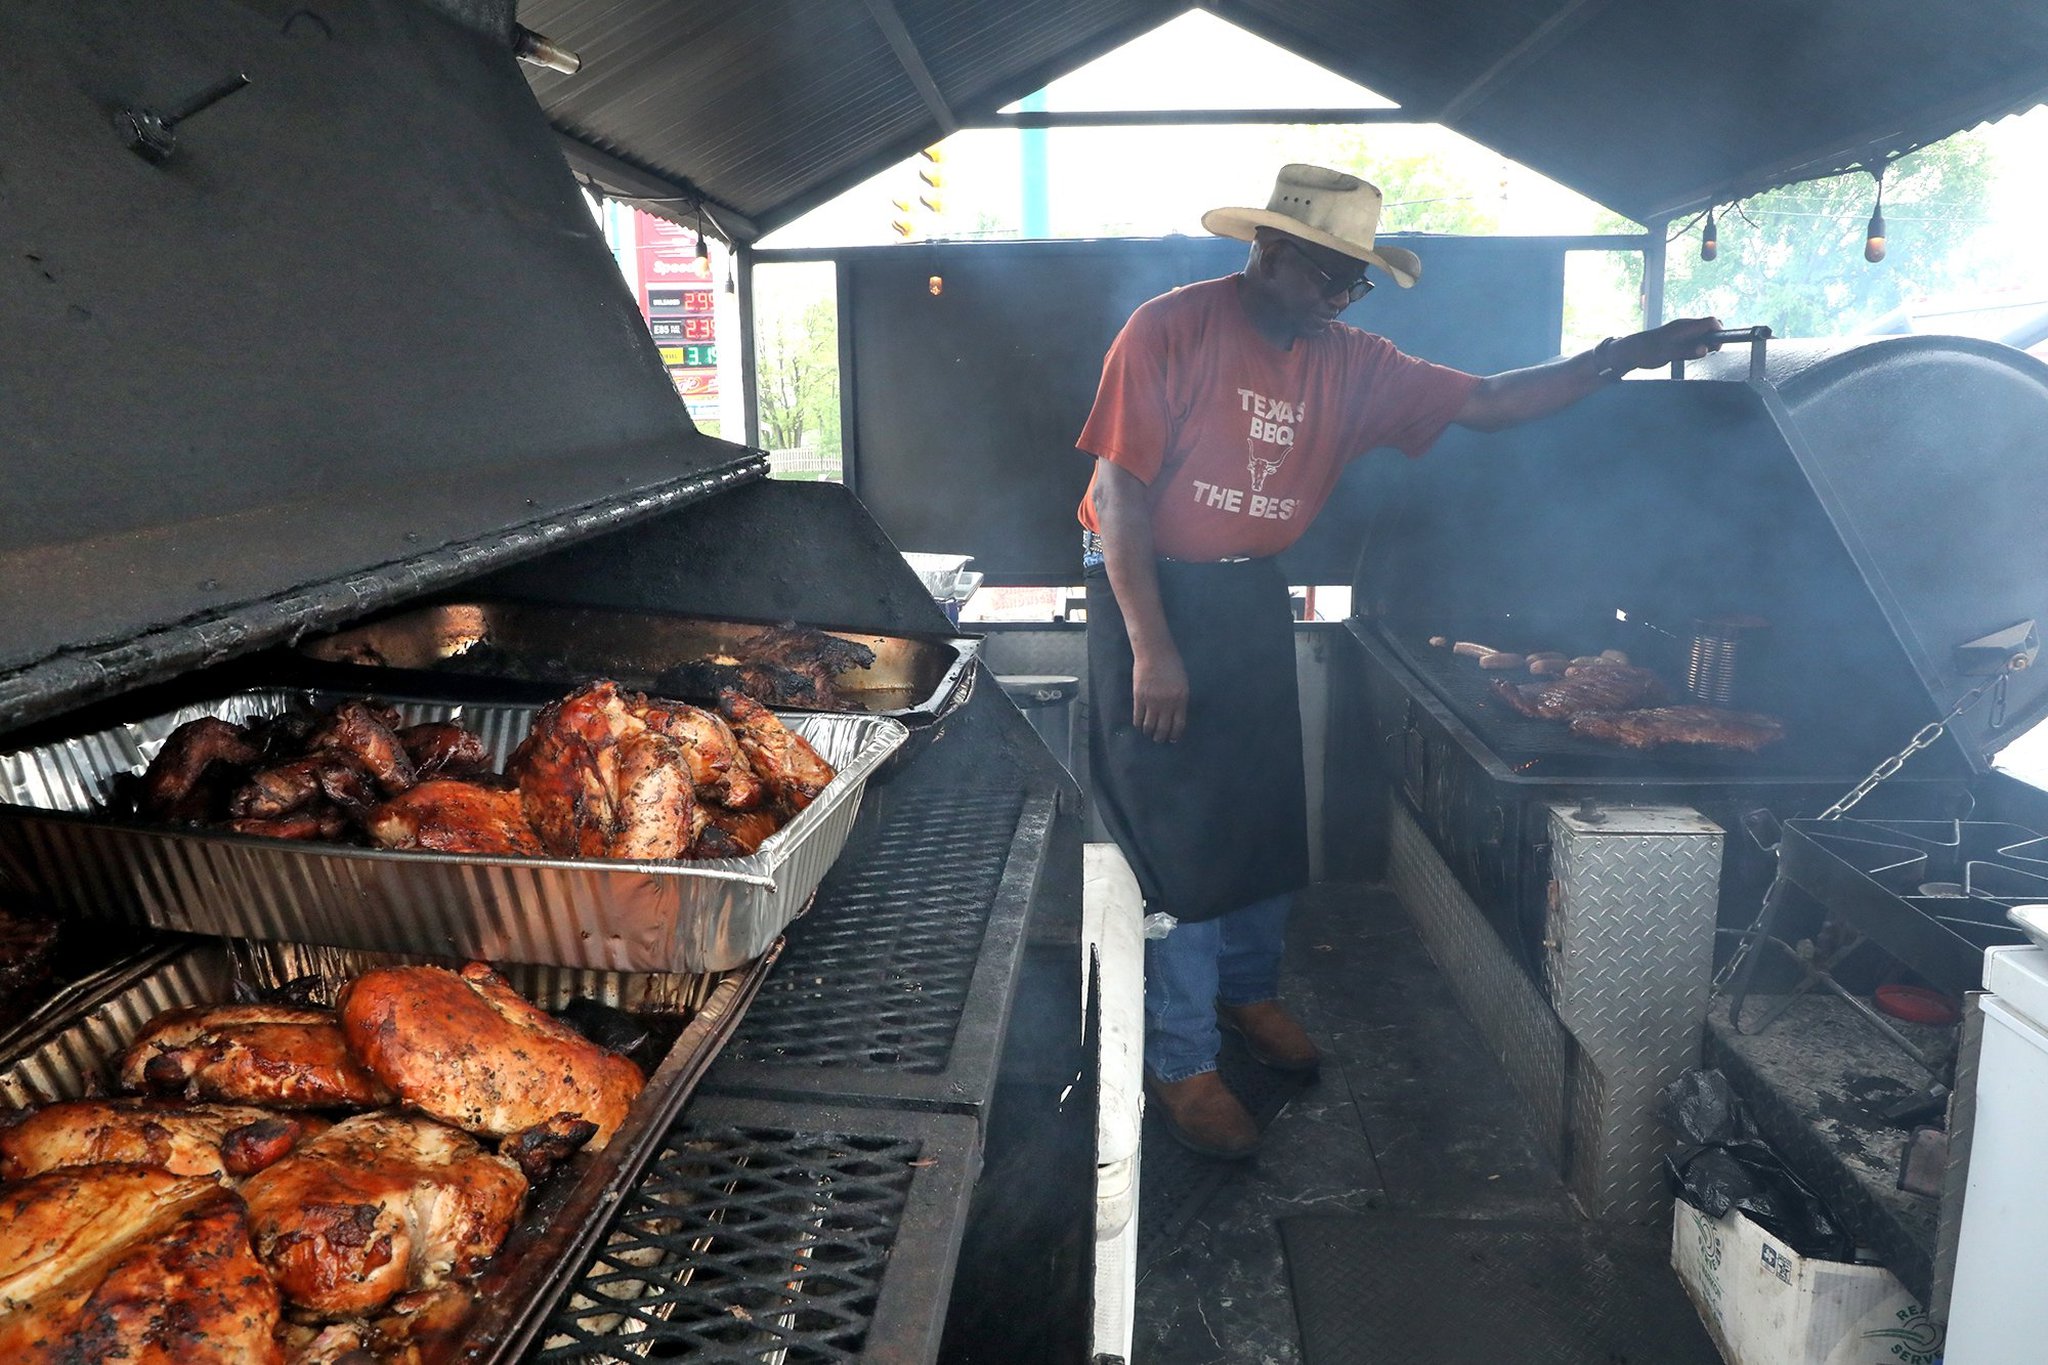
[{"x1": 516, "y1": 0, "x2": 2048, "y2": 236}]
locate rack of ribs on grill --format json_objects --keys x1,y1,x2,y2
[
  {"x1": 1568, "y1": 706, "x2": 1787, "y2": 753},
  {"x1": 1491, "y1": 664, "x2": 1667, "y2": 720}
]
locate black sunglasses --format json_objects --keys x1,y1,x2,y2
[{"x1": 1282, "y1": 239, "x2": 1374, "y2": 303}]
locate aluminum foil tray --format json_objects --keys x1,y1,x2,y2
[
  {"x1": 297, "y1": 601, "x2": 979, "y2": 725},
  {"x1": 0, "y1": 936, "x2": 779, "y2": 1365},
  {"x1": 0, "y1": 690, "x2": 907, "y2": 973}
]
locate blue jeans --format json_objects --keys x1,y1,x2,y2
[{"x1": 1144, "y1": 893, "x2": 1292, "y2": 1082}]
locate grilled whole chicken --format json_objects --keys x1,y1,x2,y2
[
  {"x1": 718, "y1": 690, "x2": 836, "y2": 812},
  {"x1": 240, "y1": 1112, "x2": 526, "y2": 1318},
  {"x1": 628, "y1": 697, "x2": 769, "y2": 810},
  {"x1": 510, "y1": 681, "x2": 703, "y2": 859},
  {"x1": 0, "y1": 1164, "x2": 283, "y2": 1364},
  {"x1": 338, "y1": 962, "x2": 645, "y2": 1150},
  {"x1": 365, "y1": 779, "x2": 546, "y2": 857},
  {"x1": 118, "y1": 1003, "x2": 395, "y2": 1109},
  {"x1": 0, "y1": 1098, "x2": 323, "y2": 1183},
  {"x1": 1490, "y1": 664, "x2": 1667, "y2": 721}
]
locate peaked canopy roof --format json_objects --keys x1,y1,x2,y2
[{"x1": 516, "y1": 0, "x2": 2048, "y2": 240}]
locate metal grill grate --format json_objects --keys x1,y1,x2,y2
[
  {"x1": 719, "y1": 787, "x2": 1028, "y2": 1074},
  {"x1": 536, "y1": 1098, "x2": 977, "y2": 1363}
]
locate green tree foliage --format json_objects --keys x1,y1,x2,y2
[
  {"x1": 755, "y1": 298, "x2": 840, "y2": 459},
  {"x1": 1665, "y1": 135, "x2": 1994, "y2": 337}
]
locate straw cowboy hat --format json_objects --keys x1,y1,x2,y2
[{"x1": 1202, "y1": 164, "x2": 1422, "y2": 288}]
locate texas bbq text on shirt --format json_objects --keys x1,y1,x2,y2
[{"x1": 1187, "y1": 387, "x2": 1306, "y2": 522}]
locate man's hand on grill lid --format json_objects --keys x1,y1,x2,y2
[{"x1": 1610, "y1": 315, "x2": 1723, "y2": 373}]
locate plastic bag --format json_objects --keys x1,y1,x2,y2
[
  {"x1": 1662, "y1": 1068, "x2": 1856, "y2": 1262},
  {"x1": 1141, "y1": 911, "x2": 1178, "y2": 941}
]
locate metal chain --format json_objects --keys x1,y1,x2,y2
[{"x1": 1817, "y1": 670, "x2": 2008, "y2": 821}]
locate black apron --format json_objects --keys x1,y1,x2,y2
[{"x1": 1086, "y1": 557, "x2": 1308, "y2": 923}]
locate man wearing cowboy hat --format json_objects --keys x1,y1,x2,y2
[{"x1": 1077, "y1": 164, "x2": 1721, "y2": 1159}]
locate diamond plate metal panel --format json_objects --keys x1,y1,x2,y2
[
  {"x1": 1391, "y1": 804, "x2": 1574, "y2": 1161},
  {"x1": 1545, "y1": 803, "x2": 1721, "y2": 1221}
]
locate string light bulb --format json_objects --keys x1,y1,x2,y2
[
  {"x1": 1701, "y1": 208, "x2": 1718, "y2": 261},
  {"x1": 1864, "y1": 169, "x2": 1887, "y2": 263},
  {"x1": 694, "y1": 205, "x2": 710, "y2": 263}
]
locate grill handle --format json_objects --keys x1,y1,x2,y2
[{"x1": 1670, "y1": 325, "x2": 1773, "y2": 382}]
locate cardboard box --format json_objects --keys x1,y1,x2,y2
[{"x1": 1671, "y1": 1201, "x2": 1943, "y2": 1365}]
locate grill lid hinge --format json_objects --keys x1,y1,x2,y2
[{"x1": 1955, "y1": 620, "x2": 2037, "y2": 676}]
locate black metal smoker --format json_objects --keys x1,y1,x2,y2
[{"x1": 0, "y1": 2, "x2": 1088, "y2": 1359}]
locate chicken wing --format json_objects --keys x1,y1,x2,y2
[
  {"x1": 365, "y1": 779, "x2": 545, "y2": 857},
  {"x1": 118, "y1": 1003, "x2": 394, "y2": 1109},
  {"x1": 0, "y1": 1098, "x2": 323, "y2": 1182},
  {"x1": 307, "y1": 700, "x2": 416, "y2": 796},
  {"x1": 0, "y1": 1164, "x2": 283, "y2": 1365},
  {"x1": 718, "y1": 690, "x2": 836, "y2": 812},
  {"x1": 338, "y1": 962, "x2": 644, "y2": 1150},
  {"x1": 610, "y1": 733, "x2": 703, "y2": 859},
  {"x1": 240, "y1": 1112, "x2": 526, "y2": 1319},
  {"x1": 628, "y1": 697, "x2": 769, "y2": 810},
  {"x1": 138, "y1": 717, "x2": 262, "y2": 822},
  {"x1": 395, "y1": 722, "x2": 494, "y2": 780}
]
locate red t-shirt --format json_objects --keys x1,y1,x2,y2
[{"x1": 1076, "y1": 275, "x2": 1480, "y2": 561}]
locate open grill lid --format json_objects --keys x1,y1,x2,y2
[
  {"x1": 0, "y1": 0, "x2": 757, "y2": 738},
  {"x1": 1356, "y1": 335, "x2": 2048, "y2": 777}
]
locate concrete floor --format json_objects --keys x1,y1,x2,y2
[{"x1": 1130, "y1": 882, "x2": 1585, "y2": 1364}]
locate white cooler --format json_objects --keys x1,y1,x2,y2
[{"x1": 1944, "y1": 941, "x2": 2048, "y2": 1362}]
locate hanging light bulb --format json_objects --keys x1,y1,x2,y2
[
  {"x1": 1701, "y1": 208, "x2": 1718, "y2": 261},
  {"x1": 694, "y1": 206, "x2": 710, "y2": 264},
  {"x1": 1864, "y1": 172, "x2": 1887, "y2": 263}
]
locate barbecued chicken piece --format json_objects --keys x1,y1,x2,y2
[
  {"x1": 138, "y1": 717, "x2": 263, "y2": 821},
  {"x1": 611, "y1": 732, "x2": 705, "y2": 859},
  {"x1": 365, "y1": 779, "x2": 545, "y2": 856},
  {"x1": 118, "y1": 1003, "x2": 395, "y2": 1109},
  {"x1": 510, "y1": 681, "x2": 702, "y2": 858},
  {"x1": 628, "y1": 696, "x2": 769, "y2": 810},
  {"x1": 1491, "y1": 664, "x2": 1667, "y2": 721},
  {"x1": 744, "y1": 623, "x2": 878, "y2": 677},
  {"x1": 0, "y1": 1098, "x2": 324, "y2": 1182},
  {"x1": 226, "y1": 805, "x2": 352, "y2": 841},
  {"x1": 281, "y1": 1284, "x2": 475, "y2": 1365},
  {"x1": 717, "y1": 689, "x2": 836, "y2": 812},
  {"x1": 1568, "y1": 705, "x2": 1787, "y2": 753},
  {"x1": 508, "y1": 681, "x2": 636, "y2": 857},
  {"x1": 338, "y1": 962, "x2": 645, "y2": 1150},
  {"x1": 692, "y1": 804, "x2": 784, "y2": 858},
  {"x1": 241, "y1": 1112, "x2": 527, "y2": 1319},
  {"x1": 662, "y1": 657, "x2": 836, "y2": 708},
  {"x1": 396, "y1": 722, "x2": 494, "y2": 780},
  {"x1": 0, "y1": 1164, "x2": 283, "y2": 1365},
  {"x1": 308, "y1": 700, "x2": 416, "y2": 796}
]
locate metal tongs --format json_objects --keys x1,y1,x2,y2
[{"x1": 1671, "y1": 325, "x2": 1773, "y2": 382}]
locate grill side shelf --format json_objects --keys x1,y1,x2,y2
[{"x1": 700, "y1": 785, "x2": 1054, "y2": 1120}]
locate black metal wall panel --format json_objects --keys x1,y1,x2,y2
[
  {"x1": 0, "y1": 0, "x2": 742, "y2": 730},
  {"x1": 838, "y1": 234, "x2": 1566, "y2": 584}
]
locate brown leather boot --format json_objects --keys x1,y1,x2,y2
[
  {"x1": 1145, "y1": 1070, "x2": 1260, "y2": 1159},
  {"x1": 1217, "y1": 1000, "x2": 1322, "y2": 1075}
]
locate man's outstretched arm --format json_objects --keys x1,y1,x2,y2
[{"x1": 1454, "y1": 316, "x2": 1724, "y2": 432}]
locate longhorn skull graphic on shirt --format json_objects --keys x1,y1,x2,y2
[{"x1": 1246, "y1": 440, "x2": 1288, "y2": 492}]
